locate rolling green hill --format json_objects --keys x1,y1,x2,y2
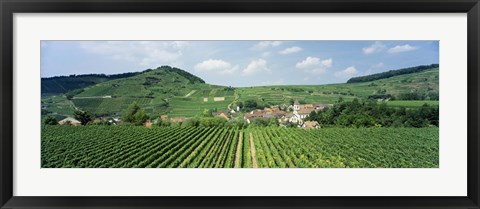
[
  {"x1": 58, "y1": 66, "x2": 233, "y2": 117},
  {"x1": 41, "y1": 71, "x2": 143, "y2": 94},
  {"x1": 75, "y1": 66, "x2": 205, "y2": 98},
  {"x1": 41, "y1": 64, "x2": 439, "y2": 119},
  {"x1": 347, "y1": 64, "x2": 439, "y2": 83},
  {"x1": 234, "y1": 66, "x2": 439, "y2": 107}
]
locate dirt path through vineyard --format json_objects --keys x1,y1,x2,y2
[
  {"x1": 234, "y1": 132, "x2": 243, "y2": 168},
  {"x1": 249, "y1": 133, "x2": 258, "y2": 168}
]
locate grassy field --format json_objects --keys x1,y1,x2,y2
[{"x1": 42, "y1": 126, "x2": 439, "y2": 168}]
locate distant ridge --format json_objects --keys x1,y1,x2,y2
[
  {"x1": 347, "y1": 64, "x2": 439, "y2": 83},
  {"x1": 42, "y1": 71, "x2": 143, "y2": 94},
  {"x1": 41, "y1": 66, "x2": 205, "y2": 94}
]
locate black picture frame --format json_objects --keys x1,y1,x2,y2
[{"x1": 1, "y1": 0, "x2": 479, "y2": 208}]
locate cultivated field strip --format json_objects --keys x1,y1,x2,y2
[{"x1": 42, "y1": 126, "x2": 439, "y2": 168}]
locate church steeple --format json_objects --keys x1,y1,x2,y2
[{"x1": 293, "y1": 100, "x2": 300, "y2": 111}]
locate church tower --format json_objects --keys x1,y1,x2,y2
[{"x1": 293, "y1": 100, "x2": 300, "y2": 111}]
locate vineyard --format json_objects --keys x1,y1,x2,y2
[
  {"x1": 72, "y1": 97, "x2": 153, "y2": 115},
  {"x1": 41, "y1": 126, "x2": 439, "y2": 168}
]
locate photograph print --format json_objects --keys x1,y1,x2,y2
[{"x1": 41, "y1": 40, "x2": 439, "y2": 168}]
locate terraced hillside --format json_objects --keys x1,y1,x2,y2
[
  {"x1": 234, "y1": 66, "x2": 439, "y2": 107},
  {"x1": 42, "y1": 64, "x2": 439, "y2": 119},
  {"x1": 66, "y1": 66, "x2": 235, "y2": 116}
]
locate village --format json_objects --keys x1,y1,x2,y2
[
  {"x1": 53, "y1": 100, "x2": 333, "y2": 129},
  {"x1": 240, "y1": 100, "x2": 332, "y2": 129}
]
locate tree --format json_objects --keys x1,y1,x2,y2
[
  {"x1": 184, "y1": 117, "x2": 201, "y2": 127},
  {"x1": 289, "y1": 98, "x2": 295, "y2": 105},
  {"x1": 123, "y1": 103, "x2": 141, "y2": 123},
  {"x1": 156, "y1": 119, "x2": 171, "y2": 127},
  {"x1": 250, "y1": 118, "x2": 268, "y2": 127},
  {"x1": 337, "y1": 97, "x2": 344, "y2": 104},
  {"x1": 284, "y1": 121, "x2": 298, "y2": 128},
  {"x1": 236, "y1": 101, "x2": 244, "y2": 109},
  {"x1": 203, "y1": 109, "x2": 213, "y2": 117},
  {"x1": 122, "y1": 102, "x2": 149, "y2": 125},
  {"x1": 307, "y1": 110, "x2": 319, "y2": 122},
  {"x1": 225, "y1": 117, "x2": 248, "y2": 128},
  {"x1": 311, "y1": 99, "x2": 438, "y2": 128},
  {"x1": 199, "y1": 117, "x2": 213, "y2": 127},
  {"x1": 397, "y1": 92, "x2": 422, "y2": 100},
  {"x1": 134, "y1": 109, "x2": 149, "y2": 125},
  {"x1": 212, "y1": 117, "x2": 227, "y2": 127},
  {"x1": 244, "y1": 99, "x2": 257, "y2": 108},
  {"x1": 198, "y1": 117, "x2": 228, "y2": 128},
  {"x1": 43, "y1": 116, "x2": 58, "y2": 125},
  {"x1": 268, "y1": 117, "x2": 279, "y2": 127},
  {"x1": 74, "y1": 110, "x2": 91, "y2": 125},
  {"x1": 426, "y1": 92, "x2": 439, "y2": 100}
]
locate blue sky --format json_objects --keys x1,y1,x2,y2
[{"x1": 41, "y1": 40, "x2": 438, "y2": 87}]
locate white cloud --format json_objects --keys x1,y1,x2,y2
[
  {"x1": 279, "y1": 46, "x2": 302, "y2": 54},
  {"x1": 79, "y1": 41, "x2": 186, "y2": 67},
  {"x1": 321, "y1": 59, "x2": 333, "y2": 67},
  {"x1": 251, "y1": 41, "x2": 283, "y2": 50},
  {"x1": 335, "y1": 66, "x2": 358, "y2": 77},
  {"x1": 363, "y1": 41, "x2": 386, "y2": 54},
  {"x1": 194, "y1": 59, "x2": 238, "y2": 74},
  {"x1": 242, "y1": 59, "x2": 270, "y2": 76},
  {"x1": 387, "y1": 44, "x2": 419, "y2": 53},
  {"x1": 295, "y1": 56, "x2": 332, "y2": 74},
  {"x1": 296, "y1": 57, "x2": 320, "y2": 68}
]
